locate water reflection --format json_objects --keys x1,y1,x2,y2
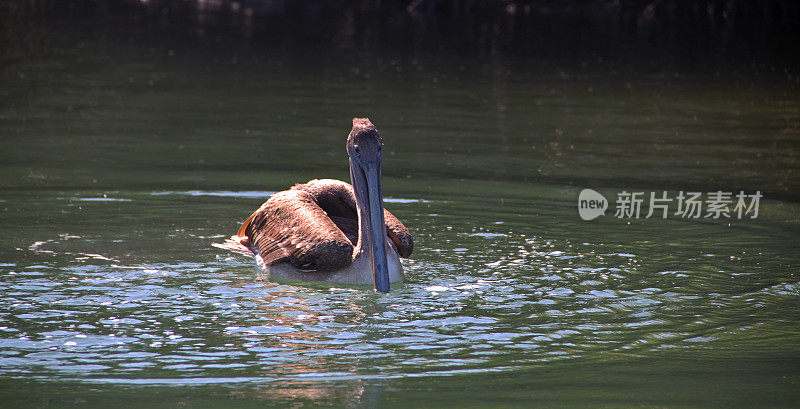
[{"x1": 229, "y1": 380, "x2": 373, "y2": 407}]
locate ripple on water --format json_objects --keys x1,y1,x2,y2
[
  {"x1": 0, "y1": 228, "x2": 795, "y2": 384},
  {"x1": 148, "y1": 190, "x2": 275, "y2": 198}
]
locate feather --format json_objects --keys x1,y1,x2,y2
[{"x1": 217, "y1": 179, "x2": 413, "y2": 272}]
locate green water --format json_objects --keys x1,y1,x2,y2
[{"x1": 1, "y1": 21, "x2": 800, "y2": 408}]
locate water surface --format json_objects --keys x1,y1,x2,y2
[{"x1": 1, "y1": 13, "x2": 799, "y2": 408}]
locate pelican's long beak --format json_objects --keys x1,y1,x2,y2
[{"x1": 364, "y1": 162, "x2": 390, "y2": 293}]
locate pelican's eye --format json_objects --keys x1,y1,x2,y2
[{"x1": 354, "y1": 145, "x2": 361, "y2": 155}]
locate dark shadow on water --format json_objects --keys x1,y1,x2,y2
[{"x1": 3, "y1": 0, "x2": 799, "y2": 77}]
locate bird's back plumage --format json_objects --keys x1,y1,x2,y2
[{"x1": 216, "y1": 179, "x2": 413, "y2": 272}]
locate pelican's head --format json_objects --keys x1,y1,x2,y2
[
  {"x1": 347, "y1": 118, "x2": 389, "y2": 293},
  {"x1": 347, "y1": 118, "x2": 383, "y2": 165}
]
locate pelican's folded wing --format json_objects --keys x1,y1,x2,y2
[
  {"x1": 293, "y1": 179, "x2": 414, "y2": 258},
  {"x1": 384, "y1": 210, "x2": 413, "y2": 258},
  {"x1": 237, "y1": 189, "x2": 355, "y2": 271}
]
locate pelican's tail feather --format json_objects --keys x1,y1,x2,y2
[{"x1": 212, "y1": 235, "x2": 257, "y2": 256}]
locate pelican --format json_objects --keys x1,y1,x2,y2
[{"x1": 214, "y1": 118, "x2": 413, "y2": 292}]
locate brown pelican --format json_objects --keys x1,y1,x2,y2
[{"x1": 214, "y1": 118, "x2": 413, "y2": 292}]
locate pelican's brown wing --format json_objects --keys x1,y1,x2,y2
[
  {"x1": 293, "y1": 179, "x2": 413, "y2": 258},
  {"x1": 383, "y1": 210, "x2": 413, "y2": 258},
  {"x1": 235, "y1": 179, "x2": 413, "y2": 271},
  {"x1": 237, "y1": 188, "x2": 354, "y2": 271}
]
